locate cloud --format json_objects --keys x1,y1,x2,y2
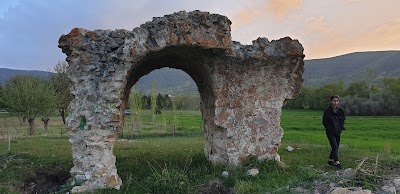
[
  {"x1": 305, "y1": 16, "x2": 334, "y2": 34},
  {"x1": 266, "y1": 0, "x2": 303, "y2": 19},
  {"x1": 343, "y1": 0, "x2": 362, "y2": 4},
  {"x1": 296, "y1": 16, "x2": 344, "y2": 59},
  {"x1": 352, "y1": 18, "x2": 400, "y2": 50},
  {"x1": 0, "y1": 0, "x2": 103, "y2": 70},
  {"x1": 98, "y1": 0, "x2": 240, "y2": 30},
  {"x1": 300, "y1": 16, "x2": 400, "y2": 59},
  {"x1": 1, "y1": 0, "x2": 399, "y2": 70},
  {"x1": 230, "y1": 0, "x2": 304, "y2": 31},
  {"x1": 231, "y1": 7, "x2": 261, "y2": 28}
]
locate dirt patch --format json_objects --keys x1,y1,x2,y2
[{"x1": 21, "y1": 166, "x2": 70, "y2": 194}]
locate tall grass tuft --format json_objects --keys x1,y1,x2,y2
[{"x1": 144, "y1": 161, "x2": 190, "y2": 194}]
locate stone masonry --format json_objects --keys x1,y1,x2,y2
[{"x1": 58, "y1": 10, "x2": 304, "y2": 192}]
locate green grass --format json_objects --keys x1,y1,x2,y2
[
  {"x1": 0, "y1": 109, "x2": 399, "y2": 193},
  {"x1": 122, "y1": 110, "x2": 203, "y2": 138},
  {"x1": 280, "y1": 109, "x2": 400, "y2": 175}
]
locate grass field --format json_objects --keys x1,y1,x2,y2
[{"x1": 0, "y1": 109, "x2": 399, "y2": 193}]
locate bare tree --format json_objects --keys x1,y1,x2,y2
[
  {"x1": 129, "y1": 86, "x2": 142, "y2": 133},
  {"x1": 151, "y1": 80, "x2": 157, "y2": 129}
]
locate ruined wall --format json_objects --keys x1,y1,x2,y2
[
  {"x1": 59, "y1": 10, "x2": 304, "y2": 193},
  {"x1": 208, "y1": 37, "x2": 304, "y2": 165}
]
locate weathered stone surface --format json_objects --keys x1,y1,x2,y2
[
  {"x1": 395, "y1": 177, "x2": 400, "y2": 188},
  {"x1": 59, "y1": 10, "x2": 304, "y2": 192},
  {"x1": 381, "y1": 185, "x2": 397, "y2": 194},
  {"x1": 246, "y1": 168, "x2": 259, "y2": 176},
  {"x1": 381, "y1": 176, "x2": 400, "y2": 193},
  {"x1": 329, "y1": 187, "x2": 372, "y2": 194}
]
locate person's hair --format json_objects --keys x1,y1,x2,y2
[{"x1": 330, "y1": 95, "x2": 340, "y2": 101}]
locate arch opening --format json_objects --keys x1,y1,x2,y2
[
  {"x1": 121, "y1": 46, "x2": 220, "y2": 125},
  {"x1": 120, "y1": 46, "x2": 222, "y2": 133},
  {"x1": 119, "y1": 46, "x2": 224, "y2": 164}
]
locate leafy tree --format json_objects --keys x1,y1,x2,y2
[
  {"x1": 156, "y1": 93, "x2": 165, "y2": 109},
  {"x1": 146, "y1": 95, "x2": 152, "y2": 109},
  {"x1": 285, "y1": 87, "x2": 316, "y2": 109},
  {"x1": 174, "y1": 96, "x2": 201, "y2": 110},
  {"x1": 366, "y1": 68, "x2": 376, "y2": 98},
  {"x1": 315, "y1": 80, "x2": 345, "y2": 109},
  {"x1": 0, "y1": 84, "x2": 6, "y2": 109},
  {"x1": 383, "y1": 77, "x2": 400, "y2": 95},
  {"x1": 164, "y1": 94, "x2": 172, "y2": 109},
  {"x1": 285, "y1": 78, "x2": 400, "y2": 115},
  {"x1": 345, "y1": 81, "x2": 369, "y2": 98},
  {"x1": 50, "y1": 61, "x2": 72, "y2": 124},
  {"x1": 2, "y1": 75, "x2": 57, "y2": 135},
  {"x1": 141, "y1": 95, "x2": 150, "y2": 109},
  {"x1": 383, "y1": 77, "x2": 400, "y2": 108}
]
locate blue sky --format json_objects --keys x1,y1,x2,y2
[{"x1": 1, "y1": 0, "x2": 399, "y2": 71}]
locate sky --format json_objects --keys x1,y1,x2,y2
[{"x1": 0, "y1": 0, "x2": 399, "y2": 71}]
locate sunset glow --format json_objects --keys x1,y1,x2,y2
[{"x1": 0, "y1": 0, "x2": 399, "y2": 70}]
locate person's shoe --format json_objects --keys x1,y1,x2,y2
[
  {"x1": 328, "y1": 160, "x2": 335, "y2": 166},
  {"x1": 335, "y1": 161, "x2": 342, "y2": 169}
]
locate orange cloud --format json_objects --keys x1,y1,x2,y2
[
  {"x1": 302, "y1": 17, "x2": 400, "y2": 59},
  {"x1": 305, "y1": 16, "x2": 334, "y2": 34},
  {"x1": 352, "y1": 18, "x2": 400, "y2": 50},
  {"x1": 296, "y1": 17, "x2": 343, "y2": 58},
  {"x1": 266, "y1": 0, "x2": 303, "y2": 19},
  {"x1": 231, "y1": 0, "x2": 303, "y2": 28},
  {"x1": 231, "y1": 8, "x2": 261, "y2": 28},
  {"x1": 343, "y1": 0, "x2": 362, "y2": 4}
]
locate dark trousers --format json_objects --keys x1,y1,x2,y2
[{"x1": 326, "y1": 132, "x2": 341, "y2": 161}]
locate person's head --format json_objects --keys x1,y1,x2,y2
[{"x1": 330, "y1": 95, "x2": 340, "y2": 108}]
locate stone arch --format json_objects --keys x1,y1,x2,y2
[{"x1": 58, "y1": 10, "x2": 304, "y2": 193}]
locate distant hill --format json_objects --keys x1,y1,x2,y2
[
  {"x1": 2, "y1": 50, "x2": 399, "y2": 93},
  {"x1": 143, "y1": 51, "x2": 400, "y2": 91},
  {"x1": 0, "y1": 68, "x2": 52, "y2": 83},
  {"x1": 0, "y1": 66, "x2": 197, "y2": 95},
  {"x1": 304, "y1": 50, "x2": 400, "y2": 87},
  {"x1": 135, "y1": 67, "x2": 199, "y2": 96}
]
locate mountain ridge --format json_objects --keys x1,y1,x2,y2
[
  {"x1": 1, "y1": 50, "x2": 399, "y2": 94},
  {"x1": 304, "y1": 50, "x2": 400, "y2": 87},
  {"x1": 0, "y1": 68, "x2": 52, "y2": 84}
]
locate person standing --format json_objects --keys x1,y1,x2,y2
[{"x1": 323, "y1": 95, "x2": 345, "y2": 169}]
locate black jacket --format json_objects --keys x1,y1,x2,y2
[{"x1": 323, "y1": 106, "x2": 345, "y2": 135}]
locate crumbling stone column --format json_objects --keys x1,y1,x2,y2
[
  {"x1": 207, "y1": 38, "x2": 304, "y2": 165},
  {"x1": 59, "y1": 10, "x2": 304, "y2": 193}
]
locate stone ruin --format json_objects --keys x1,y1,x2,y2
[{"x1": 58, "y1": 10, "x2": 304, "y2": 193}]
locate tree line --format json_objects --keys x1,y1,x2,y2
[
  {"x1": 0, "y1": 61, "x2": 200, "y2": 136},
  {"x1": 130, "y1": 94, "x2": 200, "y2": 111},
  {"x1": 136, "y1": 93, "x2": 173, "y2": 111},
  {"x1": 4, "y1": 61, "x2": 397, "y2": 137},
  {"x1": 126, "y1": 81, "x2": 200, "y2": 135},
  {"x1": 284, "y1": 77, "x2": 400, "y2": 116}
]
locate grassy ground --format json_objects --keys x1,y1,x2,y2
[{"x1": 0, "y1": 109, "x2": 399, "y2": 193}]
